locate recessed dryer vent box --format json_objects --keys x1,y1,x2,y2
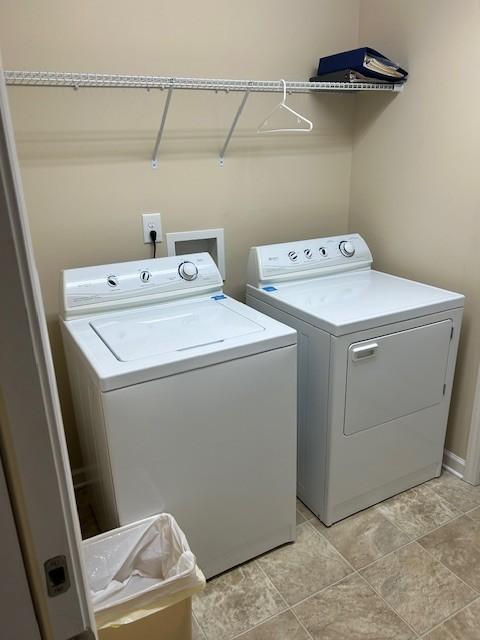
[{"x1": 166, "y1": 228, "x2": 225, "y2": 279}]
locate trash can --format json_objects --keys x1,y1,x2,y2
[{"x1": 83, "y1": 513, "x2": 205, "y2": 640}]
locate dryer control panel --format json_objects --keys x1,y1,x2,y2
[
  {"x1": 247, "y1": 234, "x2": 373, "y2": 286},
  {"x1": 61, "y1": 253, "x2": 222, "y2": 318}
]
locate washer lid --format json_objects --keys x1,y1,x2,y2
[
  {"x1": 255, "y1": 270, "x2": 464, "y2": 335},
  {"x1": 90, "y1": 299, "x2": 265, "y2": 362}
]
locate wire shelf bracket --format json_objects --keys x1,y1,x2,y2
[
  {"x1": 151, "y1": 86, "x2": 173, "y2": 169},
  {"x1": 219, "y1": 88, "x2": 251, "y2": 167}
]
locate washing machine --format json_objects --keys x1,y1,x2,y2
[
  {"x1": 246, "y1": 234, "x2": 464, "y2": 525},
  {"x1": 61, "y1": 252, "x2": 297, "y2": 578}
]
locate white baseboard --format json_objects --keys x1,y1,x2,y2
[{"x1": 442, "y1": 449, "x2": 465, "y2": 479}]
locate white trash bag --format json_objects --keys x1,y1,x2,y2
[{"x1": 83, "y1": 513, "x2": 205, "y2": 629}]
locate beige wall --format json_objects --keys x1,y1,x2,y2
[
  {"x1": 351, "y1": 1, "x2": 480, "y2": 458},
  {"x1": 0, "y1": 1, "x2": 359, "y2": 468},
  {"x1": 5, "y1": 1, "x2": 477, "y2": 466}
]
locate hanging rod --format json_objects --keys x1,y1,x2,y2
[{"x1": 4, "y1": 70, "x2": 403, "y2": 93}]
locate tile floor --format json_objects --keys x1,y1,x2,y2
[
  {"x1": 192, "y1": 473, "x2": 480, "y2": 640},
  {"x1": 76, "y1": 472, "x2": 480, "y2": 639}
]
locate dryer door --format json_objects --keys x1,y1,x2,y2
[{"x1": 344, "y1": 319, "x2": 452, "y2": 435}]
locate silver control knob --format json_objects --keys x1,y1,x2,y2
[
  {"x1": 339, "y1": 240, "x2": 355, "y2": 257},
  {"x1": 178, "y1": 261, "x2": 198, "y2": 281}
]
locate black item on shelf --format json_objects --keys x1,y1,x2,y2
[{"x1": 311, "y1": 47, "x2": 408, "y2": 84}]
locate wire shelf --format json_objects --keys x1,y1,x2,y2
[
  {"x1": 4, "y1": 70, "x2": 403, "y2": 93},
  {"x1": 3, "y1": 70, "x2": 404, "y2": 167}
]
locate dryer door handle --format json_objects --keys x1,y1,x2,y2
[{"x1": 351, "y1": 342, "x2": 378, "y2": 361}]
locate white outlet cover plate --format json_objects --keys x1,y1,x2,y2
[{"x1": 142, "y1": 213, "x2": 162, "y2": 244}]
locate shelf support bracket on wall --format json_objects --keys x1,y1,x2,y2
[
  {"x1": 219, "y1": 88, "x2": 250, "y2": 167},
  {"x1": 151, "y1": 86, "x2": 173, "y2": 169}
]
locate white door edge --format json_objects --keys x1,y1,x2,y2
[
  {"x1": 464, "y1": 363, "x2": 480, "y2": 485},
  {"x1": 0, "y1": 448, "x2": 41, "y2": 639},
  {"x1": 0, "y1": 56, "x2": 95, "y2": 638}
]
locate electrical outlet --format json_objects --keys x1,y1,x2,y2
[{"x1": 142, "y1": 213, "x2": 162, "y2": 244}]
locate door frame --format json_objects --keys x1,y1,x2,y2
[
  {"x1": 0, "y1": 57, "x2": 95, "y2": 638},
  {"x1": 0, "y1": 443, "x2": 41, "y2": 639},
  {"x1": 463, "y1": 363, "x2": 480, "y2": 485}
]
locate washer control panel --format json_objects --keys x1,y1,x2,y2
[
  {"x1": 62, "y1": 253, "x2": 222, "y2": 318},
  {"x1": 247, "y1": 234, "x2": 373, "y2": 285}
]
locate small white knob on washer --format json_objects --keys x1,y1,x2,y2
[
  {"x1": 140, "y1": 270, "x2": 151, "y2": 283},
  {"x1": 339, "y1": 240, "x2": 355, "y2": 257},
  {"x1": 178, "y1": 261, "x2": 198, "y2": 281}
]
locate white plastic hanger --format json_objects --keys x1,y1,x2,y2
[{"x1": 257, "y1": 79, "x2": 313, "y2": 134}]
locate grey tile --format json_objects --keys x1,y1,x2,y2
[
  {"x1": 258, "y1": 522, "x2": 352, "y2": 605},
  {"x1": 377, "y1": 484, "x2": 460, "y2": 538},
  {"x1": 418, "y1": 515, "x2": 480, "y2": 590},
  {"x1": 296, "y1": 510, "x2": 305, "y2": 525},
  {"x1": 294, "y1": 573, "x2": 414, "y2": 640},
  {"x1": 467, "y1": 506, "x2": 480, "y2": 522},
  {"x1": 192, "y1": 561, "x2": 285, "y2": 640},
  {"x1": 296, "y1": 498, "x2": 314, "y2": 521},
  {"x1": 422, "y1": 628, "x2": 454, "y2": 639},
  {"x1": 192, "y1": 614, "x2": 206, "y2": 640},
  {"x1": 423, "y1": 599, "x2": 480, "y2": 639},
  {"x1": 310, "y1": 516, "x2": 328, "y2": 532},
  {"x1": 442, "y1": 598, "x2": 480, "y2": 639},
  {"x1": 361, "y1": 542, "x2": 476, "y2": 635},
  {"x1": 428, "y1": 472, "x2": 480, "y2": 513},
  {"x1": 236, "y1": 610, "x2": 310, "y2": 640},
  {"x1": 312, "y1": 507, "x2": 411, "y2": 569}
]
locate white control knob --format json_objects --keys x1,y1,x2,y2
[
  {"x1": 339, "y1": 240, "x2": 355, "y2": 257},
  {"x1": 288, "y1": 250, "x2": 299, "y2": 262},
  {"x1": 178, "y1": 261, "x2": 198, "y2": 281}
]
